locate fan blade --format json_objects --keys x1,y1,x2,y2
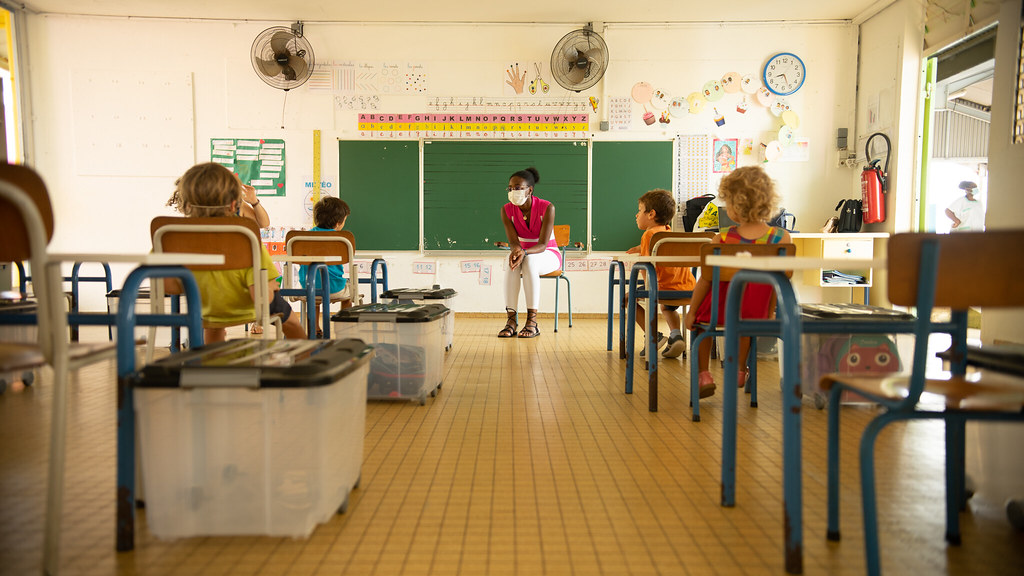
[
  {"x1": 563, "y1": 45, "x2": 579, "y2": 64},
  {"x1": 565, "y1": 66, "x2": 587, "y2": 84},
  {"x1": 257, "y1": 57, "x2": 284, "y2": 77},
  {"x1": 270, "y1": 31, "x2": 293, "y2": 54},
  {"x1": 287, "y1": 53, "x2": 308, "y2": 79},
  {"x1": 582, "y1": 47, "x2": 605, "y2": 66}
]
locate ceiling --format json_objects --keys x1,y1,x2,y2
[{"x1": 14, "y1": 0, "x2": 889, "y2": 24}]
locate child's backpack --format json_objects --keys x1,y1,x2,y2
[
  {"x1": 683, "y1": 194, "x2": 716, "y2": 232},
  {"x1": 834, "y1": 199, "x2": 863, "y2": 233}
]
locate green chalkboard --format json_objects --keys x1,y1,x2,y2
[
  {"x1": 338, "y1": 140, "x2": 419, "y2": 251},
  {"x1": 422, "y1": 141, "x2": 588, "y2": 251},
  {"x1": 591, "y1": 141, "x2": 674, "y2": 251}
]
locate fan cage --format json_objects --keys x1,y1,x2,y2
[
  {"x1": 550, "y1": 29, "x2": 609, "y2": 92},
  {"x1": 251, "y1": 26, "x2": 316, "y2": 90}
]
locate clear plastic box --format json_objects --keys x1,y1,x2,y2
[
  {"x1": 133, "y1": 339, "x2": 372, "y2": 539},
  {"x1": 801, "y1": 332, "x2": 914, "y2": 409},
  {"x1": 381, "y1": 287, "x2": 457, "y2": 351},
  {"x1": 332, "y1": 302, "x2": 448, "y2": 405}
]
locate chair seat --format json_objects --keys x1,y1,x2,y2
[
  {"x1": 204, "y1": 313, "x2": 283, "y2": 330},
  {"x1": 287, "y1": 294, "x2": 351, "y2": 304},
  {"x1": 658, "y1": 298, "x2": 692, "y2": 307},
  {"x1": 821, "y1": 369, "x2": 1024, "y2": 411},
  {"x1": 0, "y1": 341, "x2": 121, "y2": 373},
  {"x1": 541, "y1": 270, "x2": 563, "y2": 278}
]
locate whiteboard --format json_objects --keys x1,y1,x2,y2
[{"x1": 71, "y1": 70, "x2": 195, "y2": 176}]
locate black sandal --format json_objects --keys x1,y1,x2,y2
[
  {"x1": 498, "y1": 309, "x2": 518, "y2": 338},
  {"x1": 517, "y1": 310, "x2": 540, "y2": 338}
]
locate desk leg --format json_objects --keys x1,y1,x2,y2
[
  {"x1": 607, "y1": 265, "x2": 615, "y2": 351},
  {"x1": 647, "y1": 271, "x2": 659, "y2": 413},
  {"x1": 619, "y1": 266, "x2": 627, "y2": 360}
]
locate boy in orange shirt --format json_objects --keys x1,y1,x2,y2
[{"x1": 626, "y1": 189, "x2": 695, "y2": 358}]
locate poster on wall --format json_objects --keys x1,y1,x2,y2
[
  {"x1": 713, "y1": 138, "x2": 738, "y2": 173},
  {"x1": 210, "y1": 138, "x2": 286, "y2": 196}
]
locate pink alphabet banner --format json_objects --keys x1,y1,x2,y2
[{"x1": 358, "y1": 113, "x2": 589, "y2": 139}]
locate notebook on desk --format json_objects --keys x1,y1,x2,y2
[{"x1": 800, "y1": 303, "x2": 915, "y2": 320}]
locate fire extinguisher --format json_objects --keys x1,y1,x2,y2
[{"x1": 861, "y1": 132, "x2": 891, "y2": 224}]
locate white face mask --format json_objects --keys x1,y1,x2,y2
[{"x1": 508, "y1": 189, "x2": 529, "y2": 206}]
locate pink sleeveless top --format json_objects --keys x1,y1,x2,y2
[{"x1": 504, "y1": 196, "x2": 561, "y2": 266}]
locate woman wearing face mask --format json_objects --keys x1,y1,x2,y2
[{"x1": 498, "y1": 166, "x2": 559, "y2": 338}]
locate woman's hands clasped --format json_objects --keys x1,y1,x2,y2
[{"x1": 509, "y1": 246, "x2": 525, "y2": 269}]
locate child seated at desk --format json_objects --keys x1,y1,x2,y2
[
  {"x1": 684, "y1": 166, "x2": 791, "y2": 398},
  {"x1": 298, "y1": 196, "x2": 351, "y2": 335},
  {"x1": 174, "y1": 162, "x2": 306, "y2": 343},
  {"x1": 626, "y1": 188, "x2": 694, "y2": 359}
]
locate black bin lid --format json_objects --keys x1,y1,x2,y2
[
  {"x1": 332, "y1": 302, "x2": 449, "y2": 323},
  {"x1": 381, "y1": 287, "x2": 457, "y2": 300},
  {"x1": 132, "y1": 338, "x2": 373, "y2": 389}
]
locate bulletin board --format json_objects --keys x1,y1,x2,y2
[
  {"x1": 210, "y1": 138, "x2": 286, "y2": 196},
  {"x1": 71, "y1": 70, "x2": 195, "y2": 176}
]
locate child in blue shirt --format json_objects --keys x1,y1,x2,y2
[{"x1": 298, "y1": 196, "x2": 351, "y2": 332}]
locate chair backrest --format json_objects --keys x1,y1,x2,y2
[
  {"x1": 650, "y1": 231, "x2": 715, "y2": 267},
  {"x1": 151, "y1": 216, "x2": 268, "y2": 326},
  {"x1": 284, "y1": 229, "x2": 359, "y2": 301},
  {"x1": 151, "y1": 216, "x2": 261, "y2": 271},
  {"x1": 888, "y1": 231, "x2": 1024, "y2": 309},
  {"x1": 552, "y1": 224, "x2": 571, "y2": 248},
  {"x1": 0, "y1": 164, "x2": 61, "y2": 359},
  {"x1": 699, "y1": 242, "x2": 797, "y2": 282},
  {"x1": 0, "y1": 164, "x2": 55, "y2": 263}
]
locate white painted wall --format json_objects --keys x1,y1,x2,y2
[{"x1": 24, "y1": 15, "x2": 860, "y2": 313}]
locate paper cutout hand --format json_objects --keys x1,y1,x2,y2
[{"x1": 506, "y1": 64, "x2": 526, "y2": 94}]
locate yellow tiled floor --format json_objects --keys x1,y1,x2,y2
[{"x1": 1, "y1": 317, "x2": 1022, "y2": 575}]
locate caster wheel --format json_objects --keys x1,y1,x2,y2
[
  {"x1": 1007, "y1": 499, "x2": 1024, "y2": 531},
  {"x1": 0, "y1": 379, "x2": 7, "y2": 395},
  {"x1": 430, "y1": 388, "x2": 436, "y2": 397},
  {"x1": 21, "y1": 371, "x2": 34, "y2": 387},
  {"x1": 353, "y1": 474, "x2": 361, "y2": 490},
  {"x1": 814, "y1": 393, "x2": 827, "y2": 410},
  {"x1": 419, "y1": 396, "x2": 426, "y2": 406},
  {"x1": 337, "y1": 494, "x2": 349, "y2": 515}
]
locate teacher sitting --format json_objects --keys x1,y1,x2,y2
[{"x1": 499, "y1": 166, "x2": 560, "y2": 339}]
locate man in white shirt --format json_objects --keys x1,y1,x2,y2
[{"x1": 945, "y1": 181, "x2": 985, "y2": 232}]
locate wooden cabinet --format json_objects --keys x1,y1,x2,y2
[{"x1": 792, "y1": 233, "x2": 888, "y2": 303}]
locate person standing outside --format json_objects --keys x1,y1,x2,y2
[{"x1": 945, "y1": 180, "x2": 985, "y2": 232}]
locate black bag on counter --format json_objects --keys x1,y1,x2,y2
[{"x1": 834, "y1": 199, "x2": 863, "y2": 233}]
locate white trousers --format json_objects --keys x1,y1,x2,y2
[{"x1": 504, "y1": 250, "x2": 560, "y2": 310}]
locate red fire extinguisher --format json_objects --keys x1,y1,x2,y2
[{"x1": 861, "y1": 132, "x2": 890, "y2": 224}]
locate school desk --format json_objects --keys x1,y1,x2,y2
[
  {"x1": 357, "y1": 254, "x2": 389, "y2": 303},
  {"x1": 274, "y1": 254, "x2": 344, "y2": 338}
]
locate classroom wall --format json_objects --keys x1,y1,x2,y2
[
  {"x1": 24, "y1": 14, "x2": 862, "y2": 313},
  {"x1": 856, "y1": 0, "x2": 925, "y2": 235}
]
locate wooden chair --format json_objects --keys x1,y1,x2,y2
[
  {"x1": 821, "y1": 231, "x2": 1024, "y2": 576},
  {"x1": 624, "y1": 231, "x2": 714, "y2": 412},
  {"x1": 0, "y1": 164, "x2": 119, "y2": 575},
  {"x1": 281, "y1": 229, "x2": 358, "y2": 338},
  {"x1": 539, "y1": 224, "x2": 581, "y2": 332},
  {"x1": 689, "y1": 242, "x2": 796, "y2": 421},
  {"x1": 150, "y1": 216, "x2": 283, "y2": 347}
]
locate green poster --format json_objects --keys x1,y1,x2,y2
[{"x1": 210, "y1": 138, "x2": 286, "y2": 196}]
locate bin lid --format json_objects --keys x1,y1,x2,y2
[
  {"x1": 332, "y1": 302, "x2": 449, "y2": 323},
  {"x1": 131, "y1": 338, "x2": 374, "y2": 389},
  {"x1": 0, "y1": 292, "x2": 36, "y2": 313},
  {"x1": 800, "y1": 303, "x2": 914, "y2": 321},
  {"x1": 381, "y1": 287, "x2": 457, "y2": 300}
]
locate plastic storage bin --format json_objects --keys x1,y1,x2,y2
[
  {"x1": 381, "y1": 287, "x2": 457, "y2": 351},
  {"x1": 132, "y1": 338, "x2": 373, "y2": 539},
  {"x1": 332, "y1": 302, "x2": 448, "y2": 405},
  {"x1": 0, "y1": 295, "x2": 38, "y2": 393}
]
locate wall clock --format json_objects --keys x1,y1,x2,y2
[{"x1": 762, "y1": 52, "x2": 805, "y2": 96}]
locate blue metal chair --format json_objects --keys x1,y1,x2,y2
[
  {"x1": 624, "y1": 232, "x2": 713, "y2": 412},
  {"x1": 541, "y1": 224, "x2": 581, "y2": 332},
  {"x1": 821, "y1": 231, "x2": 1024, "y2": 576},
  {"x1": 689, "y1": 242, "x2": 795, "y2": 422}
]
